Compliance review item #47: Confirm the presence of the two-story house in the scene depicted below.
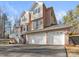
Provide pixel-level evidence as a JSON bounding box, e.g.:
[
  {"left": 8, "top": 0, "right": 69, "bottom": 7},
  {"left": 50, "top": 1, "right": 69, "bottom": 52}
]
[
  {"left": 19, "top": 2, "right": 71, "bottom": 45},
  {"left": 11, "top": 20, "right": 21, "bottom": 43},
  {"left": 20, "top": 11, "right": 30, "bottom": 33},
  {"left": 20, "top": 11, "right": 31, "bottom": 44}
]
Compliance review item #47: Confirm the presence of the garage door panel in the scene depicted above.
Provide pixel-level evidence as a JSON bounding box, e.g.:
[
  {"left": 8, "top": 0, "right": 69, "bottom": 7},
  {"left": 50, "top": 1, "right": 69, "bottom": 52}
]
[
  {"left": 53, "top": 34, "right": 65, "bottom": 45},
  {"left": 28, "top": 33, "right": 46, "bottom": 44},
  {"left": 47, "top": 31, "right": 65, "bottom": 45}
]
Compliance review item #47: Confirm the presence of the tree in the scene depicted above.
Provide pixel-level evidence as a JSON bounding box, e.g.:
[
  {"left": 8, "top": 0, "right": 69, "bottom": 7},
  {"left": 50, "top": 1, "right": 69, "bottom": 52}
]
[
  {"left": 74, "top": 5, "right": 79, "bottom": 17},
  {"left": 63, "top": 5, "right": 79, "bottom": 34},
  {"left": 63, "top": 10, "right": 75, "bottom": 25}
]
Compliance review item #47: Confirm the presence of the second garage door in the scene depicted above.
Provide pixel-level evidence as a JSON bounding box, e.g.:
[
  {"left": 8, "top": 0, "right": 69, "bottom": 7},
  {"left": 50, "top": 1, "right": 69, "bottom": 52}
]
[{"left": 47, "top": 31, "right": 65, "bottom": 45}]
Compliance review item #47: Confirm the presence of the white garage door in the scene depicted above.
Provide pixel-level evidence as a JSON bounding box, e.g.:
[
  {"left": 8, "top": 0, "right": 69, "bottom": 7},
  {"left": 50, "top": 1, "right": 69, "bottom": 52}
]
[
  {"left": 47, "top": 31, "right": 65, "bottom": 45},
  {"left": 28, "top": 33, "right": 46, "bottom": 44}
]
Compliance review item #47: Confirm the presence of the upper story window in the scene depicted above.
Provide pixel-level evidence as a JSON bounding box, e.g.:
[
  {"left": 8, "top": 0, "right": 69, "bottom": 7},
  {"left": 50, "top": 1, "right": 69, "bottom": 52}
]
[
  {"left": 36, "top": 20, "right": 39, "bottom": 29},
  {"left": 38, "top": 8, "right": 40, "bottom": 13},
  {"left": 32, "top": 21, "right": 36, "bottom": 29},
  {"left": 32, "top": 19, "right": 42, "bottom": 30},
  {"left": 33, "top": 7, "right": 40, "bottom": 14},
  {"left": 27, "top": 25, "right": 28, "bottom": 31},
  {"left": 22, "top": 26, "right": 25, "bottom": 32},
  {"left": 22, "top": 25, "right": 29, "bottom": 32},
  {"left": 22, "top": 16, "right": 27, "bottom": 21}
]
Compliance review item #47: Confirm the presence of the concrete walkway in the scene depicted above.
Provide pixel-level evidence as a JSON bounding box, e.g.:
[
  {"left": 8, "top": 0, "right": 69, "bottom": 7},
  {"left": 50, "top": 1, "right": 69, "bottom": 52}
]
[{"left": 0, "top": 45, "right": 67, "bottom": 57}]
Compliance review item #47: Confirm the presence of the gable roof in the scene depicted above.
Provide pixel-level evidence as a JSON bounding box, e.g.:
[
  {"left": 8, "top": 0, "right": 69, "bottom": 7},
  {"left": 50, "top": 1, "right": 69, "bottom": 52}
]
[{"left": 30, "top": 2, "right": 45, "bottom": 11}]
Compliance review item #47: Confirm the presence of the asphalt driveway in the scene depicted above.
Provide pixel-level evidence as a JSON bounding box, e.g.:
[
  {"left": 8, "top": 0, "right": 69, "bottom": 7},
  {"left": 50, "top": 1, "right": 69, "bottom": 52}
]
[{"left": 0, "top": 45, "right": 67, "bottom": 57}]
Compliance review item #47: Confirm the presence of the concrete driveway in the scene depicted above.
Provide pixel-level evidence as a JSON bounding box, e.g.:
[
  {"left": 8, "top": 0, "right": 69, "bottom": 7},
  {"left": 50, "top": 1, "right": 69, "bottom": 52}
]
[{"left": 0, "top": 45, "right": 67, "bottom": 57}]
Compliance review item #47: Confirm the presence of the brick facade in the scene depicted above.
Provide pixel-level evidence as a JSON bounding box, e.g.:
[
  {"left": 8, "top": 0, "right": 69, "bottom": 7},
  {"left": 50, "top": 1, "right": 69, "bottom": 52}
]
[
  {"left": 20, "top": 2, "right": 57, "bottom": 34},
  {"left": 19, "top": 2, "right": 58, "bottom": 44}
]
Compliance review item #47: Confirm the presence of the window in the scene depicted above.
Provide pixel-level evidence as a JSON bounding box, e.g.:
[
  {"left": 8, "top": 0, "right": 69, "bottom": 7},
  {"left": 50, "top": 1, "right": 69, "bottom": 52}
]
[
  {"left": 36, "top": 20, "right": 39, "bottom": 29},
  {"left": 38, "top": 20, "right": 42, "bottom": 29},
  {"left": 22, "top": 16, "right": 27, "bottom": 21},
  {"left": 23, "top": 27, "right": 25, "bottom": 31},
  {"left": 32, "top": 19, "right": 42, "bottom": 30},
  {"left": 24, "top": 25, "right": 29, "bottom": 32},
  {"left": 27, "top": 25, "right": 28, "bottom": 31},
  {"left": 33, "top": 7, "right": 40, "bottom": 14},
  {"left": 32, "top": 21, "right": 36, "bottom": 29},
  {"left": 38, "top": 8, "right": 40, "bottom": 13},
  {"left": 22, "top": 26, "right": 25, "bottom": 32}
]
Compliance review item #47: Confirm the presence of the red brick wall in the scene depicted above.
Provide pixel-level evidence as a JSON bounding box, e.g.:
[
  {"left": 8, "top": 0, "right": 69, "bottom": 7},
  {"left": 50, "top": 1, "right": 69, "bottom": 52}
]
[
  {"left": 29, "top": 13, "right": 32, "bottom": 31},
  {"left": 44, "top": 7, "right": 57, "bottom": 27},
  {"left": 43, "top": 4, "right": 50, "bottom": 28},
  {"left": 43, "top": 4, "right": 46, "bottom": 28},
  {"left": 46, "top": 8, "right": 51, "bottom": 26}
]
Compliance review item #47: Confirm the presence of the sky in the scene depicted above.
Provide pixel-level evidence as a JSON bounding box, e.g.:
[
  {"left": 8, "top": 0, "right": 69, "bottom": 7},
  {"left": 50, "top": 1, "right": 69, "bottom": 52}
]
[{"left": 0, "top": 1, "right": 79, "bottom": 26}]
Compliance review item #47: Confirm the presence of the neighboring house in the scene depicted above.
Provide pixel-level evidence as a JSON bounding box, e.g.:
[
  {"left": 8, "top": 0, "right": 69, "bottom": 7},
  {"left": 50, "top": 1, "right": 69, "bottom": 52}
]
[
  {"left": 18, "top": 2, "right": 71, "bottom": 45},
  {"left": 20, "top": 11, "right": 30, "bottom": 34},
  {"left": 12, "top": 20, "right": 21, "bottom": 43},
  {"left": 20, "top": 11, "right": 31, "bottom": 44}
]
